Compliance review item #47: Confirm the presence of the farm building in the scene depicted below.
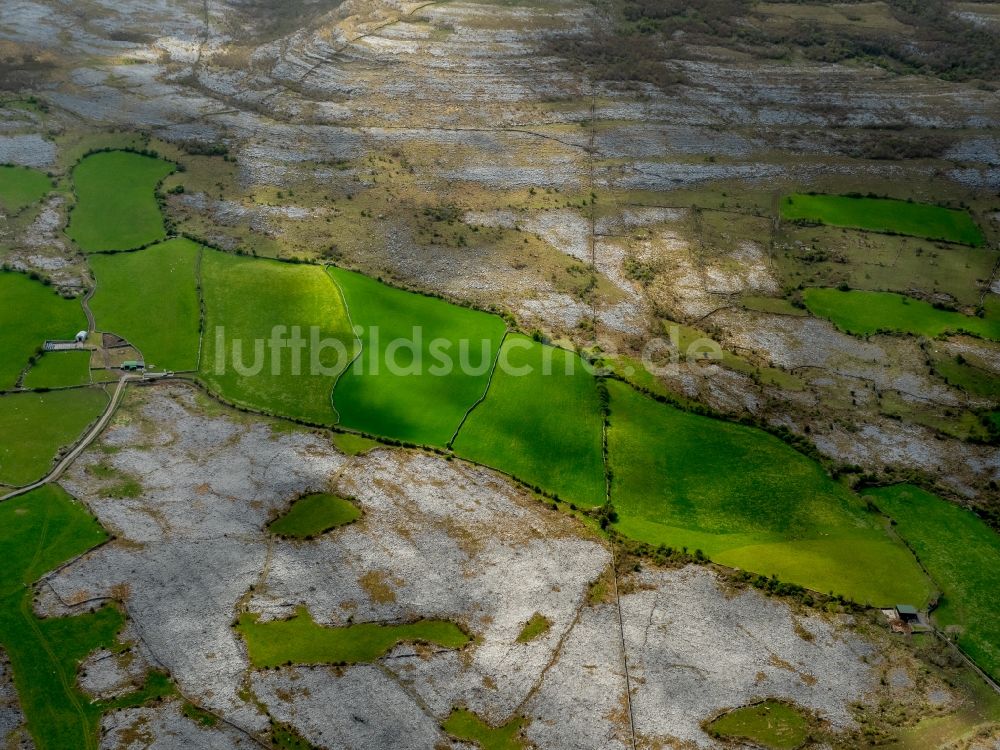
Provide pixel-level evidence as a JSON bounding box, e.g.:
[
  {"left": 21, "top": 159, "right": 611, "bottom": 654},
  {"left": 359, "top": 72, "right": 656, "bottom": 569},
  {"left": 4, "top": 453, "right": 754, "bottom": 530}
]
[
  {"left": 895, "top": 605, "right": 920, "bottom": 624},
  {"left": 75, "top": 330, "right": 87, "bottom": 343},
  {"left": 121, "top": 360, "right": 145, "bottom": 371}
]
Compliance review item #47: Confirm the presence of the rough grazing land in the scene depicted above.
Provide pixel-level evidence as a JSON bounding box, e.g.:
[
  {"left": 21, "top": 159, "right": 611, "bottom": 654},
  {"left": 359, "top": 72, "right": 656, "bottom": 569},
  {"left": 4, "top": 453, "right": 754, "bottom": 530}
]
[{"left": 39, "top": 384, "right": 903, "bottom": 748}]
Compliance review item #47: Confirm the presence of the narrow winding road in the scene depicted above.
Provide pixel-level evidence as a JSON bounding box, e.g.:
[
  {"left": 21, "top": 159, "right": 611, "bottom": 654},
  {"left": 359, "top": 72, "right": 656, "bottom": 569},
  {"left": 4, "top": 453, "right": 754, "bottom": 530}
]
[{"left": 0, "top": 374, "right": 134, "bottom": 503}]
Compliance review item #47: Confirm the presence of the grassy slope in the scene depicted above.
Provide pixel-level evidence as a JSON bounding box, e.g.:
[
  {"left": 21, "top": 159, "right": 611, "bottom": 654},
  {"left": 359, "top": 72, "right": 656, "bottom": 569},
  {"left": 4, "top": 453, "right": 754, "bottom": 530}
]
[
  {"left": 22, "top": 351, "right": 92, "bottom": 389},
  {"left": 200, "top": 251, "right": 356, "bottom": 425},
  {"left": 237, "top": 607, "right": 470, "bottom": 668},
  {"left": 0, "top": 389, "right": 108, "bottom": 487},
  {"left": 66, "top": 151, "right": 174, "bottom": 252},
  {"left": 268, "top": 493, "right": 360, "bottom": 538},
  {"left": 867, "top": 484, "right": 1000, "bottom": 682},
  {"left": 0, "top": 272, "right": 87, "bottom": 389},
  {"left": 707, "top": 701, "right": 808, "bottom": 750},
  {"left": 89, "top": 238, "right": 201, "bottom": 371},
  {"left": 803, "top": 288, "right": 1000, "bottom": 340},
  {"left": 0, "top": 485, "right": 122, "bottom": 750},
  {"left": 781, "top": 194, "right": 984, "bottom": 246},
  {"left": 0, "top": 165, "right": 52, "bottom": 213},
  {"left": 452, "top": 335, "right": 606, "bottom": 506},
  {"left": 606, "top": 381, "right": 931, "bottom": 605},
  {"left": 329, "top": 268, "right": 507, "bottom": 446}
]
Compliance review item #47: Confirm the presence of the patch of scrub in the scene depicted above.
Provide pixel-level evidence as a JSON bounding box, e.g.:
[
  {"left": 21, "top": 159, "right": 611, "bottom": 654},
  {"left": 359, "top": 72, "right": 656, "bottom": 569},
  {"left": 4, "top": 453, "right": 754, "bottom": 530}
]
[
  {"left": 452, "top": 334, "right": 605, "bottom": 506},
  {"left": 0, "top": 164, "right": 52, "bottom": 213},
  {"left": 781, "top": 194, "right": 984, "bottom": 246},
  {"left": 0, "top": 271, "right": 88, "bottom": 389},
  {"left": 803, "top": 288, "right": 1000, "bottom": 341},
  {"left": 267, "top": 493, "right": 360, "bottom": 539},
  {"left": 0, "top": 388, "right": 108, "bottom": 487},
  {"left": 867, "top": 484, "right": 1000, "bottom": 682},
  {"left": 89, "top": 238, "right": 202, "bottom": 371},
  {"left": 200, "top": 250, "right": 356, "bottom": 425},
  {"left": 706, "top": 700, "right": 809, "bottom": 749},
  {"left": 516, "top": 613, "right": 551, "bottom": 643},
  {"left": 443, "top": 707, "right": 527, "bottom": 750},
  {"left": 606, "top": 380, "right": 931, "bottom": 606},
  {"left": 236, "top": 606, "right": 470, "bottom": 668},
  {"left": 66, "top": 150, "right": 175, "bottom": 252},
  {"left": 329, "top": 267, "right": 507, "bottom": 447},
  {"left": 22, "top": 350, "right": 92, "bottom": 389}
]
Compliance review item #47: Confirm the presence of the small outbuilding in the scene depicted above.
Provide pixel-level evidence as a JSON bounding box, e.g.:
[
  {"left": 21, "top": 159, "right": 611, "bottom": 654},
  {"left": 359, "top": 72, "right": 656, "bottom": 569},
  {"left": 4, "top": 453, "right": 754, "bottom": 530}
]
[
  {"left": 895, "top": 605, "right": 920, "bottom": 624},
  {"left": 75, "top": 330, "right": 88, "bottom": 343},
  {"left": 121, "top": 360, "right": 145, "bottom": 371}
]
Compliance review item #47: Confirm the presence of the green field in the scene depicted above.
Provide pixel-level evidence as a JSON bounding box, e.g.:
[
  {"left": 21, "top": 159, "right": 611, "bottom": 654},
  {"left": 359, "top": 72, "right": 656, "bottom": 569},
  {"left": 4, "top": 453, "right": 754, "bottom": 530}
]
[
  {"left": 867, "top": 485, "right": 1000, "bottom": 682},
  {"left": 268, "top": 493, "right": 360, "bottom": 538},
  {"left": 443, "top": 709, "right": 527, "bottom": 750},
  {"left": 707, "top": 701, "right": 809, "bottom": 750},
  {"left": 0, "top": 272, "right": 87, "bottom": 389},
  {"left": 781, "top": 194, "right": 984, "bottom": 246},
  {"left": 200, "top": 251, "right": 356, "bottom": 424},
  {"left": 803, "top": 288, "right": 1000, "bottom": 340},
  {"left": 0, "top": 388, "right": 108, "bottom": 487},
  {"left": 0, "top": 485, "right": 122, "bottom": 750},
  {"left": 452, "top": 335, "right": 606, "bottom": 505},
  {"left": 329, "top": 268, "right": 507, "bottom": 446},
  {"left": 606, "top": 381, "right": 931, "bottom": 605},
  {"left": 0, "top": 165, "right": 52, "bottom": 213},
  {"left": 66, "top": 151, "right": 174, "bottom": 252},
  {"left": 236, "top": 607, "right": 470, "bottom": 668},
  {"left": 22, "top": 351, "right": 92, "bottom": 389},
  {"left": 89, "top": 238, "right": 202, "bottom": 371}
]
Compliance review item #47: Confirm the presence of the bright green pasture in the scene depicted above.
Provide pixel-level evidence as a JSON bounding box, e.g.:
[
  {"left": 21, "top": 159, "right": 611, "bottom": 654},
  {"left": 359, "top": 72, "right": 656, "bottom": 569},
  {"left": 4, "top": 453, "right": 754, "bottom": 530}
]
[
  {"left": 329, "top": 268, "right": 507, "bottom": 446},
  {"left": 707, "top": 701, "right": 809, "bottom": 750},
  {"left": 0, "top": 485, "right": 122, "bottom": 750},
  {"left": 606, "top": 381, "right": 931, "bottom": 605},
  {"left": 803, "top": 288, "right": 1000, "bottom": 340},
  {"left": 236, "top": 607, "right": 470, "bottom": 668},
  {"left": 89, "top": 238, "right": 201, "bottom": 371},
  {"left": 23, "top": 351, "right": 92, "bottom": 389},
  {"left": 443, "top": 709, "right": 527, "bottom": 750},
  {"left": 66, "top": 150, "right": 174, "bottom": 252},
  {"left": 268, "top": 493, "right": 360, "bottom": 538},
  {"left": 867, "top": 484, "right": 1000, "bottom": 682},
  {"left": 452, "top": 335, "right": 606, "bottom": 505},
  {"left": 0, "top": 165, "right": 52, "bottom": 213},
  {"left": 200, "top": 251, "right": 356, "bottom": 425},
  {"left": 781, "top": 194, "right": 984, "bottom": 246},
  {"left": 0, "top": 271, "right": 87, "bottom": 389},
  {"left": 0, "top": 388, "right": 108, "bottom": 487}
]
